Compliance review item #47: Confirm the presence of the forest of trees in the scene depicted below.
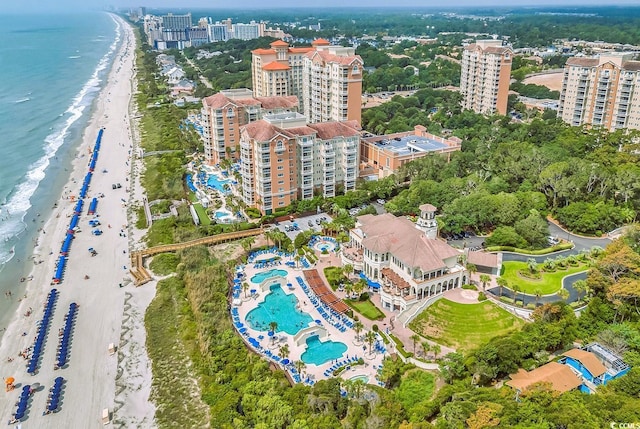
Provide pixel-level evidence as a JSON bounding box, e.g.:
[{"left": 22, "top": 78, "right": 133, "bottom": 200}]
[{"left": 358, "top": 89, "right": 640, "bottom": 239}]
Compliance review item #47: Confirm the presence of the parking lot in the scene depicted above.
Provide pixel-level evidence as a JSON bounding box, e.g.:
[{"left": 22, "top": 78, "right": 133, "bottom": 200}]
[{"left": 272, "top": 212, "right": 332, "bottom": 241}]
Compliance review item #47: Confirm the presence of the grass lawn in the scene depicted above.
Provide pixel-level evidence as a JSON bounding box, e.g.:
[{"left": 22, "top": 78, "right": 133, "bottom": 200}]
[
  {"left": 192, "top": 203, "right": 211, "bottom": 226},
  {"left": 500, "top": 261, "right": 589, "bottom": 295},
  {"left": 409, "top": 299, "right": 524, "bottom": 352},
  {"left": 346, "top": 299, "right": 386, "bottom": 320}
]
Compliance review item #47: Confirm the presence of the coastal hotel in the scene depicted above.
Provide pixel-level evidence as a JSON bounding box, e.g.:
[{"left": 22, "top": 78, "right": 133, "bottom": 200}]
[
  {"left": 200, "top": 38, "right": 462, "bottom": 215},
  {"left": 558, "top": 53, "right": 640, "bottom": 131}
]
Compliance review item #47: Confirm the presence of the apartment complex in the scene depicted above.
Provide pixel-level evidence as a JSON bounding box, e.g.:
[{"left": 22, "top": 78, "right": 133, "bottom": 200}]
[
  {"left": 360, "top": 125, "right": 462, "bottom": 178},
  {"left": 239, "top": 112, "right": 360, "bottom": 214},
  {"left": 558, "top": 53, "right": 640, "bottom": 131},
  {"left": 460, "top": 40, "right": 513, "bottom": 115},
  {"left": 346, "top": 206, "right": 467, "bottom": 313},
  {"left": 201, "top": 89, "right": 299, "bottom": 165},
  {"left": 251, "top": 39, "right": 363, "bottom": 124}
]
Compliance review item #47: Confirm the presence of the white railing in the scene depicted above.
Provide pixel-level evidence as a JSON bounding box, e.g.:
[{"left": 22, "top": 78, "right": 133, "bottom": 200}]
[{"left": 400, "top": 294, "right": 444, "bottom": 328}]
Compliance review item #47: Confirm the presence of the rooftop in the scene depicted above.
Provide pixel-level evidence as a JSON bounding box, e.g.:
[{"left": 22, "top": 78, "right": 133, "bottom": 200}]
[
  {"left": 507, "top": 362, "right": 583, "bottom": 393},
  {"left": 366, "top": 134, "right": 451, "bottom": 157},
  {"left": 262, "top": 61, "right": 291, "bottom": 71},
  {"left": 356, "top": 213, "right": 460, "bottom": 272},
  {"left": 562, "top": 349, "right": 607, "bottom": 377}
]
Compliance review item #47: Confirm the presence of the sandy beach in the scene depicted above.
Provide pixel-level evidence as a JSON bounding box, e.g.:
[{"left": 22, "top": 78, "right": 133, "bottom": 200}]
[{"left": 0, "top": 15, "right": 155, "bottom": 428}]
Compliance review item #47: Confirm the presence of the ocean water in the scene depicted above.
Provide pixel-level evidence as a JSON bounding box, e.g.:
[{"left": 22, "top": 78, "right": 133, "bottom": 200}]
[{"left": 0, "top": 13, "right": 120, "bottom": 325}]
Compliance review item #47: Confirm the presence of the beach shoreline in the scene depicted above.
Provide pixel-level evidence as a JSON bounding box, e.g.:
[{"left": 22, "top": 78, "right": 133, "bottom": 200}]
[{"left": 0, "top": 14, "right": 156, "bottom": 428}]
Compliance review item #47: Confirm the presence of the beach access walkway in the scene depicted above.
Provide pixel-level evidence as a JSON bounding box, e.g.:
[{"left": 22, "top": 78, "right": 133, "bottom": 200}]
[{"left": 129, "top": 228, "right": 264, "bottom": 285}]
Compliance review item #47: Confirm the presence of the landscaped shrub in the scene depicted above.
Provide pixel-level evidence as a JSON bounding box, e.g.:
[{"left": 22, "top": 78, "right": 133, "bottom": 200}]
[
  {"left": 245, "top": 207, "right": 261, "bottom": 219},
  {"left": 462, "top": 284, "right": 476, "bottom": 290},
  {"left": 478, "top": 292, "right": 487, "bottom": 302}
]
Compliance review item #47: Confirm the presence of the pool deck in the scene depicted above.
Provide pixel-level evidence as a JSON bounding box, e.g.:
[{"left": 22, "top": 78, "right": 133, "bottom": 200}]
[{"left": 234, "top": 247, "right": 387, "bottom": 386}]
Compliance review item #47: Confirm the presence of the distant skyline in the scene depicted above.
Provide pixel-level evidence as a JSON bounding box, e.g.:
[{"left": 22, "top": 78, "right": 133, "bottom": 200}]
[{"left": 2, "top": 0, "right": 640, "bottom": 13}]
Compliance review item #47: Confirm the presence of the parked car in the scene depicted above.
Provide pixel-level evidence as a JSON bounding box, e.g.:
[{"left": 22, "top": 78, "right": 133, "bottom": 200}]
[
  {"left": 308, "top": 220, "right": 314, "bottom": 227},
  {"left": 377, "top": 199, "right": 385, "bottom": 205}
]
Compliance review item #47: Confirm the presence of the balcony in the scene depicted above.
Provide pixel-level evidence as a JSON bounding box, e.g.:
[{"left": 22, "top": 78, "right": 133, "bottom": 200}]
[{"left": 324, "top": 164, "right": 335, "bottom": 172}]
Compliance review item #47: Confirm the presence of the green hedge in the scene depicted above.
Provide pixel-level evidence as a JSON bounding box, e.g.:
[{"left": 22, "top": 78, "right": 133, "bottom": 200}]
[
  {"left": 389, "top": 333, "right": 413, "bottom": 359},
  {"left": 485, "top": 242, "right": 573, "bottom": 255}
]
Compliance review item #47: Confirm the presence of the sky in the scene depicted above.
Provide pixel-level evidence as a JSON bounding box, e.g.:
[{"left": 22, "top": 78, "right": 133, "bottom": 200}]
[{"left": 1, "top": 0, "right": 639, "bottom": 13}]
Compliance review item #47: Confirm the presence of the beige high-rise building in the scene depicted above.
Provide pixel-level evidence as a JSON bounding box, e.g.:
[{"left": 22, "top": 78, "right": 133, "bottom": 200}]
[
  {"left": 239, "top": 112, "right": 360, "bottom": 214},
  {"left": 460, "top": 40, "right": 513, "bottom": 115},
  {"left": 558, "top": 53, "right": 640, "bottom": 131},
  {"left": 251, "top": 39, "right": 363, "bottom": 124},
  {"left": 201, "top": 89, "right": 298, "bottom": 165}
]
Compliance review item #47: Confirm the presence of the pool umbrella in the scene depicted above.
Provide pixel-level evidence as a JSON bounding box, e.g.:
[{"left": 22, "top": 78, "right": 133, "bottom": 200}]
[
  {"left": 268, "top": 331, "right": 274, "bottom": 337},
  {"left": 281, "top": 359, "right": 290, "bottom": 365},
  {"left": 5, "top": 377, "right": 14, "bottom": 385}
]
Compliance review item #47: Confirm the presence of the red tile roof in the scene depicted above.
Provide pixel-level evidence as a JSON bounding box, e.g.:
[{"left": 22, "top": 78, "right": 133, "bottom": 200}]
[
  {"left": 270, "top": 40, "right": 289, "bottom": 47},
  {"left": 308, "top": 120, "right": 361, "bottom": 140},
  {"left": 357, "top": 213, "right": 460, "bottom": 272},
  {"left": 204, "top": 92, "right": 297, "bottom": 110},
  {"left": 262, "top": 61, "right": 291, "bottom": 71},
  {"left": 507, "top": 362, "right": 582, "bottom": 393},
  {"left": 242, "top": 120, "right": 292, "bottom": 142},
  {"left": 251, "top": 48, "right": 276, "bottom": 55},
  {"left": 562, "top": 349, "right": 607, "bottom": 377},
  {"left": 467, "top": 251, "right": 498, "bottom": 268},
  {"left": 289, "top": 47, "right": 314, "bottom": 54},
  {"left": 565, "top": 57, "right": 599, "bottom": 67},
  {"left": 312, "top": 38, "right": 331, "bottom": 46},
  {"left": 306, "top": 49, "right": 363, "bottom": 66},
  {"left": 255, "top": 95, "right": 298, "bottom": 109}
]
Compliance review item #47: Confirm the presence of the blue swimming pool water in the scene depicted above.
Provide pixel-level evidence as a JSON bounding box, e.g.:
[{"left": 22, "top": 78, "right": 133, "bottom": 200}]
[
  {"left": 251, "top": 269, "right": 288, "bottom": 284},
  {"left": 214, "top": 210, "right": 230, "bottom": 218},
  {"left": 245, "top": 284, "right": 313, "bottom": 335},
  {"left": 301, "top": 334, "right": 347, "bottom": 365},
  {"left": 207, "top": 174, "right": 230, "bottom": 192}
]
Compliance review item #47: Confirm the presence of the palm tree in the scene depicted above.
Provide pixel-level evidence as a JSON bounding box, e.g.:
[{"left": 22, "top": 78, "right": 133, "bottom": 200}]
[
  {"left": 527, "top": 258, "right": 538, "bottom": 274},
  {"left": 353, "top": 321, "right": 364, "bottom": 345},
  {"left": 479, "top": 274, "right": 491, "bottom": 291},
  {"left": 421, "top": 341, "right": 431, "bottom": 359},
  {"left": 431, "top": 344, "right": 441, "bottom": 360},
  {"left": 269, "top": 321, "right": 278, "bottom": 343},
  {"left": 534, "top": 288, "right": 542, "bottom": 307},
  {"left": 343, "top": 264, "right": 354, "bottom": 280},
  {"left": 242, "top": 281, "right": 250, "bottom": 299},
  {"left": 511, "top": 283, "right": 521, "bottom": 306},
  {"left": 496, "top": 277, "right": 508, "bottom": 298},
  {"left": 557, "top": 288, "right": 569, "bottom": 303},
  {"left": 264, "top": 229, "right": 275, "bottom": 247},
  {"left": 364, "top": 331, "right": 377, "bottom": 356},
  {"left": 279, "top": 344, "right": 290, "bottom": 361},
  {"left": 410, "top": 334, "right": 420, "bottom": 355},
  {"left": 294, "top": 360, "right": 306, "bottom": 378},
  {"left": 344, "top": 283, "right": 354, "bottom": 300},
  {"left": 466, "top": 263, "right": 477, "bottom": 282},
  {"left": 573, "top": 279, "right": 589, "bottom": 302},
  {"left": 294, "top": 254, "right": 301, "bottom": 269}
]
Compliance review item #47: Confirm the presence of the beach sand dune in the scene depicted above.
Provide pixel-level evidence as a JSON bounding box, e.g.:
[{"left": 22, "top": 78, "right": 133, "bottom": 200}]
[{"left": 0, "top": 15, "right": 155, "bottom": 428}]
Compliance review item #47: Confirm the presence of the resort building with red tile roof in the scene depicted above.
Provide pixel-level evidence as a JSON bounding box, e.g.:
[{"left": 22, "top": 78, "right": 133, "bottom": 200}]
[
  {"left": 201, "top": 89, "right": 299, "bottom": 164},
  {"left": 252, "top": 40, "right": 363, "bottom": 124},
  {"left": 239, "top": 112, "right": 360, "bottom": 214},
  {"left": 347, "top": 205, "right": 468, "bottom": 312}
]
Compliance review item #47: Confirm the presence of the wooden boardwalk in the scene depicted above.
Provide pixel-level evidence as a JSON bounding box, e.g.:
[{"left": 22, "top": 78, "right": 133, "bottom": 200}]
[{"left": 129, "top": 228, "right": 263, "bottom": 286}]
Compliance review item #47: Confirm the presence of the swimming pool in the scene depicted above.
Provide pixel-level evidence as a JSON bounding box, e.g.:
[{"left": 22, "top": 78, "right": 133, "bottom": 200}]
[
  {"left": 349, "top": 375, "right": 369, "bottom": 384},
  {"left": 301, "top": 334, "right": 347, "bottom": 365},
  {"left": 251, "top": 269, "right": 288, "bottom": 284},
  {"left": 314, "top": 239, "right": 337, "bottom": 253},
  {"left": 207, "top": 174, "right": 230, "bottom": 193},
  {"left": 245, "top": 284, "right": 313, "bottom": 335},
  {"left": 214, "top": 209, "right": 232, "bottom": 219}
]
